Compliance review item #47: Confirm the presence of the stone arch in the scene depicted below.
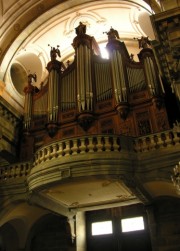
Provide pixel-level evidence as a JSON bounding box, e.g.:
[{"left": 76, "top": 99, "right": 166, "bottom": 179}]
[
  {"left": 25, "top": 213, "right": 75, "bottom": 251},
  {"left": 0, "top": 222, "right": 19, "bottom": 251}
]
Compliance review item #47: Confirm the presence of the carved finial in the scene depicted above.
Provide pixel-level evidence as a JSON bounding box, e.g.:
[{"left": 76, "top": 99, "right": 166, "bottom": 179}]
[
  {"left": 75, "top": 22, "right": 86, "bottom": 35},
  {"left": 48, "top": 44, "right": 61, "bottom": 60},
  {"left": 130, "top": 53, "right": 134, "bottom": 62},
  {"left": 24, "top": 72, "right": 37, "bottom": 94},
  {"left": 28, "top": 73, "right": 37, "bottom": 84},
  {"left": 134, "top": 36, "right": 151, "bottom": 49},
  {"left": 66, "top": 60, "right": 70, "bottom": 67},
  {"left": 103, "top": 27, "right": 120, "bottom": 42}
]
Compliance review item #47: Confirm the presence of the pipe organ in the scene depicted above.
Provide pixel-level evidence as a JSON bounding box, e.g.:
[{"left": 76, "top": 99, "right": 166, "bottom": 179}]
[
  {"left": 46, "top": 47, "right": 62, "bottom": 123},
  {"left": 23, "top": 74, "right": 37, "bottom": 130},
  {"left": 127, "top": 67, "right": 146, "bottom": 93},
  {"left": 45, "top": 46, "right": 62, "bottom": 136},
  {"left": 76, "top": 45, "right": 93, "bottom": 112},
  {"left": 22, "top": 23, "right": 170, "bottom": 153},
  {"left": 138, "top": 48, "right": 164, "bottom": 108},
  {"left": 109, "top": 50, "right": 127, "bottom": 103},
  {"left": 34, "top": 90, "right": 48, "bottom": 115},
  {"left": 94, "top": 59, "right": 112, "bottom": 102},
  {"left": 61, "top": 69, "right": 76, "bottom": 112}
]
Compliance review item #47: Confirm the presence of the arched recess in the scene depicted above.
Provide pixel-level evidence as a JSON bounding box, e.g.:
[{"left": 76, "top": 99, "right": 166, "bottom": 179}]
[
  {"left": 0, "top": 201, "right": 50, "bottom": 250},
  {"left": 0, "top": 222, "right": 19, "bottom": 251},
  {"left": 25, "top": 214, "right": 75, "bottom": 251}
]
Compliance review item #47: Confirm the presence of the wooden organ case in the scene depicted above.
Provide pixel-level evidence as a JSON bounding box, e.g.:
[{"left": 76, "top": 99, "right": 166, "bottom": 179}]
[{"left": 21, "top": 24, "right": 169, "bottom": 161}]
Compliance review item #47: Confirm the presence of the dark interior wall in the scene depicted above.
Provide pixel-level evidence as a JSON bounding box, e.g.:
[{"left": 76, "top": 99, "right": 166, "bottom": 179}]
[
  {"left": 0, "top": 223, "right": 19, "bottom": 251},
  {"left": 153, "top": 198, "right": 180, "bottom": 251},
  {"left": 163, "top": 78, "right": 180, "bottom": 126},
  {"left": 27, "top": 214, "right": 75, "bottom": 251},
  {"left": 86, "top": 203, "right": 152, "bottom": 251},
  {"left": 3, "top": 200, "right": 180, "bottom": 251}
]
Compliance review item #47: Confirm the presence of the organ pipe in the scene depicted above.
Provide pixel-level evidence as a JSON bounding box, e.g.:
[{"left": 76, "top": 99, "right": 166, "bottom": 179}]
[
  {"left": 23, "top": 73, "right": 36, "bottom": 130},
  {"left": 144, "top": 58, "right": 153, "bottom": 94},
  {"left": 139, "top": 48, "right": 164, "bottom": 97},
  {"left": 72, "top": 21, "right": 98, "bottom": 131},
  {"left": 61, "top": 70, "right": 76, "bottom": 111},
  {"left": 107, "top": 36, "right": 127, "bottom": 104},
  {"left": 137, "top": 44, "right": 165, "bottom": 109},
  {"left": 95, "top": 61, "right": 112, "bottom": 101},
  {"left": 110, "top": 47, "right": 127, "bottom": 103},
  {"left": 147, "top": 56, "right": 162, "bottom": 95},
  {"left": 34, "top": 92, "right": 48, "bottom": 115},
  {"left": 47, "top": 70, "right": 59, "bottom": 121},
  {"left": 127, "top": 67, "right": 145, "bottom": 93},
  {"left": 74, "top": 31, "right": 93, "bottom": 112},
  {"left": 46, "top": 46, "right": 62, "bottom": 123},
  {"left": 105, "top": 27, "right": 129, "bottom": 119}
]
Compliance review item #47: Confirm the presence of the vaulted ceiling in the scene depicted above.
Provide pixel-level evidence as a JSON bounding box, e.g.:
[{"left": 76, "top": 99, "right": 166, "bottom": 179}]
[
  {"left": 2, "top": 0, "right": 178, "bottom": 237},
  {"left": 0, "top": 0, "right": 156, "bottom": 108}
]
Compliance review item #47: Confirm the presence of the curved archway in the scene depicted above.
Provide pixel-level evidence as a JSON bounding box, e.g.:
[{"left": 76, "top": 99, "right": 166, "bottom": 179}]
[
  {"left": 10, "top": 62, "right": 27, "bottom": 96},
  {"left": 26, "top": 214, "right": 75, "bottom": 251},
  {"left": 0, "top": 222, "right": 19, "bottom": 251},
  {"left": 1, "top": 0, "right": 152, "bottom": 106}
]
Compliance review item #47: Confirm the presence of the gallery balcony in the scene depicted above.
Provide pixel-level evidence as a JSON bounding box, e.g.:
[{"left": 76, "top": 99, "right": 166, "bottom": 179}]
[{"left": 0, "top": 128, "right": 180, "bottom": 216}]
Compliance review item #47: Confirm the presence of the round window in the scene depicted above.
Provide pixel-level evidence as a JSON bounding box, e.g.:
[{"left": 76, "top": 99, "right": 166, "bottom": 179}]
[{"left": 10, "top": 63, "right": 27, "bottom": 95}]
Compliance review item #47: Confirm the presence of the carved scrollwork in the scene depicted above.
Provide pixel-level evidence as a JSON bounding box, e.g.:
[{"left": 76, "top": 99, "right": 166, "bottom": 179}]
[{"left": 77, "top": 112, "right": 95, "bottom": 131}]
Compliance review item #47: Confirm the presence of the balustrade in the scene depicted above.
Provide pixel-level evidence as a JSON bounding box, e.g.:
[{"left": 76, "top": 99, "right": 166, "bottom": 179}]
[
  {"left": 0, "top": 162, "right": 31, "bottom": 181},
  {"left": 1, "top": 130, "right": 179, "bottom": 182},
  {"left": 33, "top": 135, "right": 121, "bottom": 166},
  {"left": 133, "top": 130, "right": 180, "bottom": 152}
]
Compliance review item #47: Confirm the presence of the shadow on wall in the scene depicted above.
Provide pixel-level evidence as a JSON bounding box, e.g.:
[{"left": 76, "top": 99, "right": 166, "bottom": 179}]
[
  {"left": 0, "top": 223, "right": 19, "bottom": 251},
  {"left": 26, "top": 214, "right": 75, "bottom": 251}
]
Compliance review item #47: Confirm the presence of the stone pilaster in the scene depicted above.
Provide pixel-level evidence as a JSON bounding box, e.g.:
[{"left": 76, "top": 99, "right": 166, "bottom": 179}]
[
  {"left": 76, "top": 212, "right": 86, "bottom": 251},
  {"left": 146, "top": 205, "right": 158, "bottom": 251}
]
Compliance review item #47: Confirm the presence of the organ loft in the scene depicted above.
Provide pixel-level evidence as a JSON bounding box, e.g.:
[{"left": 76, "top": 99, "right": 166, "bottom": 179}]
[{"left": 21, "top": 22, "right": 169, "bottom": 161}]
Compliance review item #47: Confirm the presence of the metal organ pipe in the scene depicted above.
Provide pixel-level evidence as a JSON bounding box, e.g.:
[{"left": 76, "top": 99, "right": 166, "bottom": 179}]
[
  {"left": 149, "top": 57, "right": 159, "bottom": 93},
  {"left": 117, "top": 52, "right": 127, "bottom": 101},
  {"left": 95, "top": 63, "right": 100, "bottom": 101},
  {"left": 24, "top": 74, "right": 36, "bottom": 130},
  {"left": 72, "top": 22, "right": 99, "bottom": 116},
  {"left": 106, "top": 29, "right": 129, "bottom": 119},
  {"left": 77, "top": 45, "right": 84, "bottom": 111},
  {"left": 127, "top": 68, "right": 145, "bottom": 93},
  {"left": 76, "top": 44, "right": 93, "bottom": 112},
  {"left": 95, "top": 61, "right": 112, "bottom": 101},
  {"left": 61, "top": 70, "right": 76, "bottom": 111},
  {"left": 46, "top": 46, "right": 62, "bottom": 125},
  {"left": 110, "top": 50, "right": 127, "bottom": 103},
  {"left": 86, "top": 46, "right": 93, "bottom": 110},
  {"left": 101, "top": 64, "right": 106, "bottom": 100},
  {"left": 34, "top": 92, "right": 48, "bottom": 115},
  {"left": 143, "top": 55, "right": 163, "bottom": 96},
  {"left": 110, "top": 51, "right": 120, "bottom": 102},
  {"left": 85, "top": 46, "right": 89, "bottom": 109},
  {"left": 24, "top": 93, "right": 32, "bottom": 130},
  {"left": 144, "top": 57, "right": 154, "bottom": 95},
  {"left": 48, "top": 69, "right": 59, "bottom": 122},
  {"left": 146, "top": 57, "right": 155, "bottom": 94}
]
